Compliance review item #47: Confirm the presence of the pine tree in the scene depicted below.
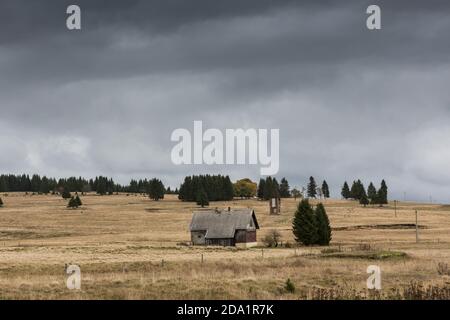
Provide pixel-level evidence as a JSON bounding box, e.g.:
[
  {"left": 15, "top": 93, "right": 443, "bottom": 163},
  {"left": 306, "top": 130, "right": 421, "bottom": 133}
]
[
  {"left": 367, "top": 182, "right": 377, "bottom": 205},
  {"left": 196, "top": 189, "right": 209, "bottom": 208},
  {"left": 223, "top": 176, "right": 234, "bottom": 200},
  {"left": 359, "top": 189, "right": 369, "bottom": 207},
  {"left": 0, "top": 197, "right": 3, "bottom": 207},
  {"left": 307, "top": 177, "right": 317, "bottom": 198},
  {"left": 257, "top": 178, "right": 265, "bottom": 199},
  {"left": 62, "top": 189, "right": 72, "bottom": 199},
  {"left": 279, "top": 178, "right": 290, "bottom": 198},
  {"left": 292, "top": 199, "right": 318, "bottom": 246},
  {"left": 315, "top": 203, "right": 332, "bottom": 245},
  {"left": 377, "top": 180, "right": 388, "bottom": 206},
  {"left": 341, "top": 182, "right": 350, "bottom": 199},
  {"left": 0, "top": 177, "right": 7, "bottom": 193},
  {"left": 67, "top": 196, "right": 78, "bottom": 209},
  {"left": 322, "top": 180, "right": 330, "bottom": 198},
  {"left": 272, "top": 178, "right": 280, "bottom": 199},
  {"left": 178, "top": 175, "right": 233, "bottom": 202},
  {"left": 96, "top": 177, "right": 107, "bottom": 195},
  {"left": 263, "top": 177, "right": 273, "bottom": 200},
  {"left": 75, "top": 195, "right": 82, "bottom": 207},
  {"left": 350, "top": 180, "right": 365, "bottom": 201},
  {"left": 149, "top": 178, "right": 165, "bottom": 201}
]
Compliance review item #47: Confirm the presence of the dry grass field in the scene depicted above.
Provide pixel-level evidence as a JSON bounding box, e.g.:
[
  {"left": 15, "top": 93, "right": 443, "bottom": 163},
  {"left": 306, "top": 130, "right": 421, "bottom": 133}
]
[{"left": 1, "top": 193, "right": 450, "bottom": 299}]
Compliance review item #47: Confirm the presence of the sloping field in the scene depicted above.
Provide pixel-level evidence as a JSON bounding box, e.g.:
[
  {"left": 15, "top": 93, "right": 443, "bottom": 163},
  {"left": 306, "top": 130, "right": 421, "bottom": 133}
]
[{"left": 0, "top": 193, "right": 449, "bottom": 299}]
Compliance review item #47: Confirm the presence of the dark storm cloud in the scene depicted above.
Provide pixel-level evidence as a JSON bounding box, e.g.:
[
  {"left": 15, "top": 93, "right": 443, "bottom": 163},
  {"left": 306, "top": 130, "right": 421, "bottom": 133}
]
[{"left": 1, "top": 0, "right": 450, "bottom": 202}]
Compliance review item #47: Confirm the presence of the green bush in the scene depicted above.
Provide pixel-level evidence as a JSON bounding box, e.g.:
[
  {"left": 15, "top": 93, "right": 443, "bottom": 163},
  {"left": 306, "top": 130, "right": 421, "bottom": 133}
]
[{"left": 284, "top": 278, "right": 296, "bottom": 293}]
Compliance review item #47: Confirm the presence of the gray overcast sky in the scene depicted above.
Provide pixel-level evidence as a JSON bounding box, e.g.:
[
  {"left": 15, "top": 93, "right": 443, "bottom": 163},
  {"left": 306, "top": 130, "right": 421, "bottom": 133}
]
[{"left": 1, "top": 0, "right": 450, "bottom": 202}]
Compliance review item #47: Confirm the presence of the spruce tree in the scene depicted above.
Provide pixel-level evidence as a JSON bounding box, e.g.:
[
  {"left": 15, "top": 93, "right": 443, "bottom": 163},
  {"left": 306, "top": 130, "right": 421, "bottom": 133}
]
[
  {"left": 341, "top": 181, "right": 350, "bottom": 199},
  {"left": 257, "top": 178, "right": 265, "bottom": 199},
  {"left": 62, "top": 189, "right": 72, "bottom": 199},
  {"left": 223, "top": 176, "right": 235, "bottom": 200},
  {"left": 279, "top": 178, "right": 290, "bottom": 198},
  {"left": 350, "top": 180, "right": 359, "bottom": 200},
  {"left": 307, "top": 177, "right": 317, "bottom": 198},
  {"left": 196, "top": 189, "right": 209, "bottom": 208},
  {"left": 149, "top": 178, "right": 165, "bottom": 201},
  {"left": 359, "top": 189, "right": 369, "bottom": 207},
  {"left": 350, "top": 180, "right": 365, "bottom": 201},
  {"left": 315, "top": 203, "right": 332, "bottom": 245},
  {"left": 292, "top": 199, "right": 318, "bottom": 245},
  {"left": 322, "top": 180, "right": 330, "bottom": 198},
  {"left": 67, "top": 197, "right": 78, "bottom": 209},
  {"left": 263, "top": 177, "right": 273, "bottom": 200},
  {"left": 272, "top": 178, "right": 280, "bottom": 199},
  {"left": 367, "top": 182, "right": 377, "bottom": 205},
  {"left": 178, "top": 175, "right": 234, "bottom": 202},
  {"left": 75, "top": 195, "right": 82, "bottom": 207},
  {"left": 377, "top": 180, "right": 388, "bottom": 206}
]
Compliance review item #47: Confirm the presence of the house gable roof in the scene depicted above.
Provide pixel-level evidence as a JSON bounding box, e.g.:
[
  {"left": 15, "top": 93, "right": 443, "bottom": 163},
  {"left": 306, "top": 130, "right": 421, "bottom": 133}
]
[{"left": 189, "top": 208, "right": 259, "bottom": 239}]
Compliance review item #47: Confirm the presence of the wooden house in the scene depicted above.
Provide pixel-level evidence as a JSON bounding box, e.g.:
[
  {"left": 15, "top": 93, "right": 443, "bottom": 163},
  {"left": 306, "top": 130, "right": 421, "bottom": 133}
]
[{"left": 189, "top": 208, "right": 259, "bottom": 247}]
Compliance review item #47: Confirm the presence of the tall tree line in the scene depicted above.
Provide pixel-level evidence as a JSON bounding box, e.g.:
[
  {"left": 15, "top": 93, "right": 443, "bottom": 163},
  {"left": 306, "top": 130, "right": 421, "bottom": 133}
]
[
  {"left": 341, "top": 179, "right": 388, "bottom": 206},
  {"left": 258, "top": 176, "right": 330, "bottom": 200},
  {"left": 257, "top": 177, "right": 294, "bottom": 200},
  {"left": 257, "top": 177, "right": 281, "bottom": 200},
  {"left": 178, "top": 175, "right": 234, "bottom": 202},
  {"left": 0, "top": 174, "right": 166, "bottom": 197}
]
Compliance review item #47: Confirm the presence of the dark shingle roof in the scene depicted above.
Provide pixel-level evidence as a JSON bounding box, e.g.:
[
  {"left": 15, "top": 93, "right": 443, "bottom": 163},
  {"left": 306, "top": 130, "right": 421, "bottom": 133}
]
[{"left": 189, "top": 208, "right": 259, "bottom": 239}]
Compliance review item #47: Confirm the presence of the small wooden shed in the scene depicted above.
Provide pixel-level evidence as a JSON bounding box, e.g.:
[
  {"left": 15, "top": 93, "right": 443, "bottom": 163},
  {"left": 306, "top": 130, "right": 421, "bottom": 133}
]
[{"left": 189, "top": 208, "right": 259, "bottom": 247}]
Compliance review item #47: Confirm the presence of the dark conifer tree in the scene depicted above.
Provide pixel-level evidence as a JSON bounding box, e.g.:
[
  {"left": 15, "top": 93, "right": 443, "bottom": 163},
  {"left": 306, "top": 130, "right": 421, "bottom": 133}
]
[
  {"left": 75, "top": 195, "right": 82, "bottom": 207},
  {"left": 0, "top": 177, "right": 7, "bottom": 192},
  {"left": 62, "top": 189, "right": 72, "bottom": 199},
  {"left": 223, "top": 176, "right": 234, "bottom": 201},
  {"left": 196, "top": 189, "right": 209, "bottom": 208},
  {"left": 178, "top": 175, "right": 234, "bottom": 202},
  {"left": 315, "top": 203, "right": 332, "bottom": 245},
  {"left": 279, "top": 178, "right": 290, "bottom": 198},
  {"left": 350, "top": 180, "right": 365, "bottom": 201},
  {"left": 307, "top": 176, "right": 317, "bottom": 198},
  {"left": 0, "top": 197, "right": 3, "bottom": 207},
  {"left": 377, "top": 180, "right": 388, "bottom": 206},
  {"left": 257, "top": 178, "right": 265, "bottom": 199},
  {"left": 359, "top": 189, "right": 369, "bottom": 207},
  {"left": 148, "top": 178, "right": 165, "bottom": 201},
  {"left": 67, "top": 197, "right": 78, "bottom": 209},
  {"left": 322, "top": 180, "right": 330, "bottom": 198},
  {"left": 263, "top": 177, "right": 273, "bottom": 200},
  {"left": 292, "top": 199, "right": 318, "bottom": 245},
  {"left": 95, "top": 177, "right": 107, "bottom": 195},
  {"left": 341, "top": 181, "right": 351, "bottom": 199},
  {"left": 367, "top": 182, "right": 377, "bottom": 205}
]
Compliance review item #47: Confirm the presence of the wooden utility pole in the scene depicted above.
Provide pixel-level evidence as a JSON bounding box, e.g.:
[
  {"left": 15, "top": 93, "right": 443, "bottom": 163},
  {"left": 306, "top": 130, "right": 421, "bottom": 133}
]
[
  {"left": 415, "top": 210, "right": 419, "bottom": 243},
  {"left": 394, "top": 200, "right": 397, "bottom": 218}
]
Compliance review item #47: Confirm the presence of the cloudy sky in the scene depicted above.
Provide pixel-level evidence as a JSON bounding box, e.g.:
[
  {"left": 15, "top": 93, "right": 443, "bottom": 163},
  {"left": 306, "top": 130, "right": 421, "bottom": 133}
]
[{"left": 1, "top": 0, "right": 450, "bottom": 202}]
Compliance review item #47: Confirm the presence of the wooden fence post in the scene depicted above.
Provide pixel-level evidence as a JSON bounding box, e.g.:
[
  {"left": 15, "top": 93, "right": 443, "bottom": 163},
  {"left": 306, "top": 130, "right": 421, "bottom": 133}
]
[{"left": 415, "top": 210, "right": 419, "bottom": 243}]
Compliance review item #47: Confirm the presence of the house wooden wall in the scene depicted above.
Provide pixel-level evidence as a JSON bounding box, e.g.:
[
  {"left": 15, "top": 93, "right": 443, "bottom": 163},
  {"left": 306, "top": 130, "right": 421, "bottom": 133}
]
[
  {"left": 191, "top": 230, "right": 206, "bottom": 245},
  {"left": 234, "top": 230, "right": 256, "bottom": 243},
  {"left": 206, "top": 238, "right": 234, "bottom": 246}
]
